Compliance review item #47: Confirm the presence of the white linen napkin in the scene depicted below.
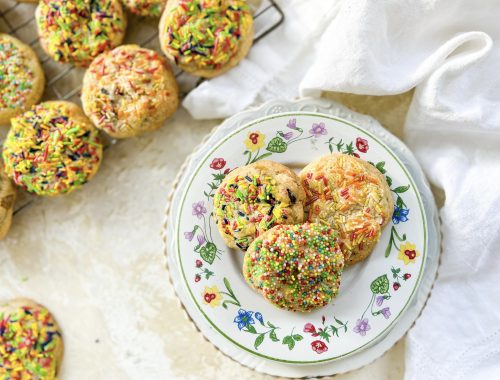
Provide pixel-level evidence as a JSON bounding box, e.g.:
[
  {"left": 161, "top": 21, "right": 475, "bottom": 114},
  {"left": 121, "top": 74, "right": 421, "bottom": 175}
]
[{"left": 185, "top": 0, "right": 500, "bottom": 378}]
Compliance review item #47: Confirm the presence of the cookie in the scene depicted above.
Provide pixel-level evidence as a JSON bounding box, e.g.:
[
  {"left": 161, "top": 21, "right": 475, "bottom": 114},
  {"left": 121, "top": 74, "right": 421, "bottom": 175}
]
[
  {"left": 0, "top": 34, "right": 45, "bottom": 126},
  {"left": 159, "top": 0, "right": 254, "bottom": 78},
  {"left": 213, "top": 160, "right": 305, "bottom": 251},
  {"left": 122, "top": 0, "right": 166, "bottom": 16},
  {"left": 0, "top": 162, "right": 16, "bottom": 240},
  {"left": 0, "top": 298, "right": 63, "bottom": 380},
  {"left": 35, "top": 0, "right": 127, "bottom": 67},
  {"left": 299, "top": 153, "right": 394, "bottom": 265},
  {"left": 2, "top": 101, "right": 103, "bottom": 196},
  {"left": 243, "top": 223, "right": 345, "bottom": 312},
  {"left": 81, "top": 44, "right": 179, "bottom": 138}
]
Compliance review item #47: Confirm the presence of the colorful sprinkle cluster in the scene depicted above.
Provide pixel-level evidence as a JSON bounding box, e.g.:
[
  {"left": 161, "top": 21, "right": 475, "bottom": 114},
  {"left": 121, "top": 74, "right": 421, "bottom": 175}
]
[
  {"left": 0, "top": 305, "right": 62, "bottom": 379},
  {"left": 36, "top": 0, "right": 126, "bottom": 67},
  {"left": 123, "top": 0, "right": 166, "bottom": 17},
  {"left": 214, "top": 173, "right": 298, "bottom": 250},
  {"left": 2, "top": 102, "right": 103, "bottom": 196},
  {"left": 301, "top": 155, "right": 389, "bottom": 257},
  {"left": 244, "top": 223, "right": 345, "bottom": 312},
  {"left": 163, "top": 0, "right": 252, "bottom": 70},
  {"left": 0, "top": 36, "right": 35, "bottom": 111},
  {"left": 83, "top": 45, "right": 176, "bottom": 137}
]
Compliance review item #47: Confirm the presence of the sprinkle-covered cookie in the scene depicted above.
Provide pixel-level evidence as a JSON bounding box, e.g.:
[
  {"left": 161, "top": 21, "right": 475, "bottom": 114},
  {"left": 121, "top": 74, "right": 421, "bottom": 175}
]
[
  {"left": 35, "top": 0, "right": 127, "bottom": 67},
  {"left": 213, "top": 160, "right": 305, "bottom": 251},
  {"left": 0, "top": 298, "right": 63, "bottom": 380},
  {"left": 243, "top": 223, "right": 345, "bottom": 312},
  {"left": 159, "top": 0, "right": 254, "bottom": 78},
  {"left": 81, "top": 44, "right": 179, "bottom": 138},
  {"left": 122, "top": 0, "right": 166, "bottom": 17},
  {"left": 0, "top": 34, "right": 45, "bottom": 126},
  {"left": 299, "top": 153, "right": 394, "bottom": 265},
  {"left": 2, "top": 101, "right": 103, "bottom": 196}
]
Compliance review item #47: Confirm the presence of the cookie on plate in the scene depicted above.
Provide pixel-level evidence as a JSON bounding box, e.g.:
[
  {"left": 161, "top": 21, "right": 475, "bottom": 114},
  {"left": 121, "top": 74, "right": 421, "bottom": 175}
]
[
  {"left": 0, "top": 161, "right": 16, "bottom": 240},
  {"left": 243, "top": 223, "right": 345, "bottom": 312},
  {"left": 159, "top": 0, "right": 254, "bottom": 78},
  {"left": 81, "top": 44, "right": 179, "bottom": 138},
  {"left": 35, "top": 0, "right": 127, "bottom": 67},
  {"left": 0, "top": 298, "right": 64, "bottom": 380},
  {"left": 2, "top": 101, "right": 103, "bottom": 196},
  {"left": 213, "top": 160, "right": 305, "bottom": 251},
  {"left": 0, "top": 34, "right": 45, "bottom": 126},
  {"left": 122, "top": 0, "right": 166, "bottom": 16},
  {"left": 299, "top": 153, "right": 394, "bottom": 265}
]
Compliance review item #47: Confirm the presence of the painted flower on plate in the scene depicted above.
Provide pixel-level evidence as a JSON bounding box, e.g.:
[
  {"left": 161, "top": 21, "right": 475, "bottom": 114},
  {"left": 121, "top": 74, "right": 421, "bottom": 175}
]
[
  {"left": 210, "top": 158, "right": 226, "bottom": 170},
  {"left": 311, "top": 340, "right": 328, "bottom": 354},
  {"left": 287, "top": 118, "right": 299, "bottom": 130},
  {"left": 282, "top": 131, "right": 293, "bottom": 140},
  {"left": 244, "top": 132, "right": 265, "bottom": 152},
  {"left": 197, "top": 235, "right": 206, "bottom": 246},
  {"left": 392, "top": 205, "right": 410, "bottom": 224},
  {"left": 303, "top": 323, "right": 318, "bottom": 336},
  {"left": 202, "top": 286, "right": 222, "bottom": 307},
  {"left": 234, "top": 309, "right": 255, "bottom": 330},
  {"left": 184, "top": 231, "right": 194, "bottom": 241},
  {"left": 353, "top": 318, "right": 371, "bottom": 336},
  {"left": 356, "top": 137, "right": 369, "bottom": 153},
  {"left": 254, "top": 312, "right": 264, "bottom": 325},
  {"left": 380, "top": 307, "right": 391, "bottom": 319},
  {"left": 398, "top": 241, "right": 419, "bottom": 265},
  {"left": 192, "top": 201, "right": 207, "bottom": 219},
  {"left": 309, "top": 122, "right": 327, "bottom": 137},
  {"left": 376, "top": 295, "right": 385, "bottom": 307}
]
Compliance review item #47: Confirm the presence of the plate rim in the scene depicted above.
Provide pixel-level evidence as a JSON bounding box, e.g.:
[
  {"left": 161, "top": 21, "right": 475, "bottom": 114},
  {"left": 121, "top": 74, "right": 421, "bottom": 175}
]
[
  {"left": 162, "top": 97, "right": 441, "bottom": 377},
  {"left": 173, "top": 111, "right": 428, "bottom": 364}
]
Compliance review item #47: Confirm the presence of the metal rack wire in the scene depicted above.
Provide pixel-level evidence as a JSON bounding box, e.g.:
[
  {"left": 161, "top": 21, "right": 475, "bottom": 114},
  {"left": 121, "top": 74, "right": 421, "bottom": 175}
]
[{"left": 0, "top": 0, "right": 284, "bottom": 215}]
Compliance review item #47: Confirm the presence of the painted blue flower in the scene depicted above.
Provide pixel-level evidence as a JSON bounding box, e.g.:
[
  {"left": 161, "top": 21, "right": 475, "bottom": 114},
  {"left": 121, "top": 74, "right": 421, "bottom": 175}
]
[
  {"left": 233, "top": 309, "right": 255, "bottom": 330},
  {"left": 254, "top": 312, "right": 264, "bottom": 325},
  {"left": 392, "top": 205, "right": 409, "bottom": 224}
]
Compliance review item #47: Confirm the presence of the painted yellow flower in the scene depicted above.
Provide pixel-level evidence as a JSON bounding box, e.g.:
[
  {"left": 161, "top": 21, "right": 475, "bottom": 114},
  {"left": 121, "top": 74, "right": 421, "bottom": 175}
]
[
  {"left": 398, "top": 241, "right": 420, "bottom": 265},
  {"left": 202, "top": 285, "right": 222, "bottom": 307},
  {"left": 244, "top": 131, "right": 266, "bottom": 152}
]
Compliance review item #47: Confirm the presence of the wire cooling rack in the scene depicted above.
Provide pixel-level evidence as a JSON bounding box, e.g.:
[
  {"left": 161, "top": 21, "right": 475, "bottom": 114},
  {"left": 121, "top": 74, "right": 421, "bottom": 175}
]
[{"left": 0, "top": 0, "right": 284, "bottom": 215}]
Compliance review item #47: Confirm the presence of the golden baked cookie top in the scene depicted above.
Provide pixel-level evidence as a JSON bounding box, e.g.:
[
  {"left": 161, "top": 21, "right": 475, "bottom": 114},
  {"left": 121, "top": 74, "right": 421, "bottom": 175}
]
[
  {"left": 300, "top": 153, "right": 393, "bottom": 258},
  {"left": 82, "top": 45, "right": 178, "bottom": 137},
  {"left": 213, "top": 161, "right": 305, "bottom": 250},
  {"left": 244, "top": 223, "right": 345, "bottom": 312},
  {"left": 162, "top": 0, "right": 252, "bottom": 70},
  {"left": 0, "top": 35, "right": 37, "bottom": 112},
  {"left": 36, "top": 0, "right": 126, "bottom": 66},
  {"left": 2, "top": 101, "right": 103, "bottom": 196},
  {"left": 0, "top": 302, "right": 63, "bottom": 379}
]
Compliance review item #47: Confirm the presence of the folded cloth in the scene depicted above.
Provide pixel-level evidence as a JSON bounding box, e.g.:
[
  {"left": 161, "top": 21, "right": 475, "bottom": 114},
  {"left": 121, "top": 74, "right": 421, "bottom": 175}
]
[{"left": 186, "top": 0, "right": 500, "bottom": 378}]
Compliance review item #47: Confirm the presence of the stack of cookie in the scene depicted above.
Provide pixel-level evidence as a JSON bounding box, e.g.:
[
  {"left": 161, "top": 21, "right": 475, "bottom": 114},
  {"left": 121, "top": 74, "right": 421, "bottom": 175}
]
[
  {"left": 0, "top": 0, "right": 257, "bottom": 243},
  {"left": 213, "top": 155, "right": 394, "bottom": 312}
]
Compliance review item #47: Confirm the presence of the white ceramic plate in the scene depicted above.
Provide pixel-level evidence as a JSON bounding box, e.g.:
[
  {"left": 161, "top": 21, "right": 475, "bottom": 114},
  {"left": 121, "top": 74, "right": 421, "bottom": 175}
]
[{"left": 164, "top": 98, "right": 439, "bottom": 376}]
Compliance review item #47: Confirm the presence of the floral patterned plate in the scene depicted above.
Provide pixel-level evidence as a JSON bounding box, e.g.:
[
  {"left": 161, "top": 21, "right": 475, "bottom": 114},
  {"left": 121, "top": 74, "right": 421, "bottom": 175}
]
[{"left": 164, "top": 99, "right": 439, "bottom": 374}]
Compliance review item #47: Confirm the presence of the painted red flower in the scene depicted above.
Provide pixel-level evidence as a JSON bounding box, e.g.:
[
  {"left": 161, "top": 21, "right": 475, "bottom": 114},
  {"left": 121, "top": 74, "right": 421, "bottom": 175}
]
[
  {"left": 304, "top": 323, "right": 318, "bottom": 336},
  {"left": 195, "top": 259, "right": 203, "bottom": 268},
  {"left": 403, "top": 273, "right": 411, "bottom": 280},
  {"left": 356, "top": 137, "right": 369, "bottom": 153},
  {"left": 353, "top": 152, "right": 360, "bottom": 158},
  {"left": 210, "top": 158, "right": 226, "bottom": 170},
  {"left": 224, "top": 168, "right": 231, "bottom": 175},
  {"left": 393, "top": 282, "right": 400, "bottom": 291},
  {"left": 311, "top": 340, "right": 328, "bottom": 354}
]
